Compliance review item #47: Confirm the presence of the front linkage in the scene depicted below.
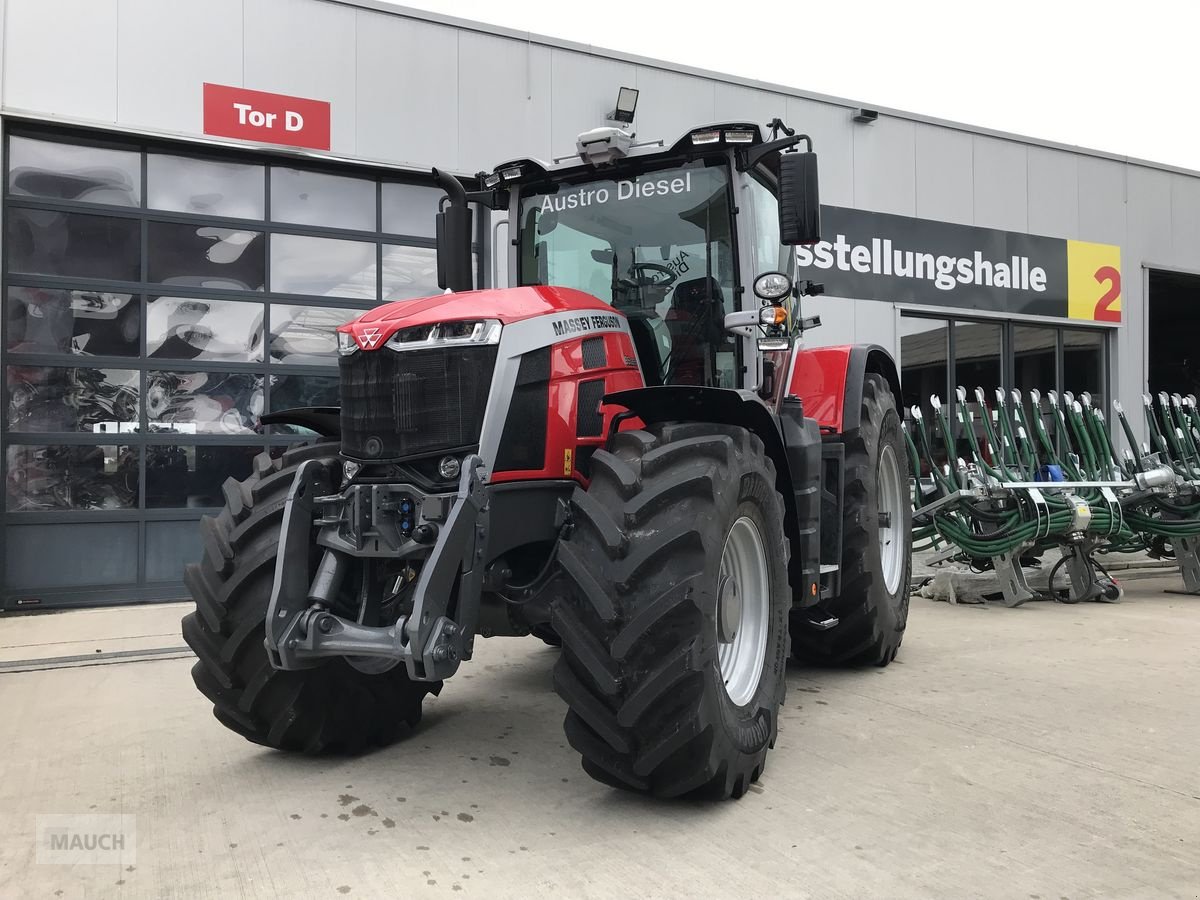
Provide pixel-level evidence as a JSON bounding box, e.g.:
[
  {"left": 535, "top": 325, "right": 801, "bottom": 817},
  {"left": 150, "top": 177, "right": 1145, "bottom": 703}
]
[{"left": 265, "top": 454, "right": 491, "bottom": 682}]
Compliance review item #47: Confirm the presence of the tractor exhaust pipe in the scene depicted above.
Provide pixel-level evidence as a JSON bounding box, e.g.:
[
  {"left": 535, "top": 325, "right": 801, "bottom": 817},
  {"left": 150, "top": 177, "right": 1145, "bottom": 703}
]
[{"left": 432, "top": 168, "right": 474, "bottom": 293}]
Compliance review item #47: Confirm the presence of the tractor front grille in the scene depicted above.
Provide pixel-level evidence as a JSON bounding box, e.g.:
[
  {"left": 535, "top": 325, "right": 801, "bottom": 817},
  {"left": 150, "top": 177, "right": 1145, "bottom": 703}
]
[{"left": 339, "top": 346, "right": 498, "bottom": 462}]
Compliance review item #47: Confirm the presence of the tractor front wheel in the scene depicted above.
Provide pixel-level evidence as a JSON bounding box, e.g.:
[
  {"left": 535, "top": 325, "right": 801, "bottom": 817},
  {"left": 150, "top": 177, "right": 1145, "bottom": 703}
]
[
  {"left": 552, "top": 423, "right": 790, "bottom": 799},
  {"left": 181, "top": 441, "right": 439, "bottom": 753}
]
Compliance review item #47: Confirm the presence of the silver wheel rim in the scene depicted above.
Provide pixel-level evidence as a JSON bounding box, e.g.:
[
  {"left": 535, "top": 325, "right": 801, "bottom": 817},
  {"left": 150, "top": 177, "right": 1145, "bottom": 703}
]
[
  {"left": 716, "top": 516, "right": 770, "bottom": 707},
  {"left": 878, "top": 442, "right": 906, "bottom": 595}
]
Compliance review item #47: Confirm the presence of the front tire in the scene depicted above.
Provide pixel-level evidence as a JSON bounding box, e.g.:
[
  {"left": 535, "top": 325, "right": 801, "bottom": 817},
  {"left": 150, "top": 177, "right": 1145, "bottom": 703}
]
[
  {"left": 181, "top": 441, "right": 439, "bottom": 753},
  {"left": 792, "top": 373, "right": 911, "bottom": 666},
  {"left": 552, "top": 423, "right": 790, "bottom": 799}
]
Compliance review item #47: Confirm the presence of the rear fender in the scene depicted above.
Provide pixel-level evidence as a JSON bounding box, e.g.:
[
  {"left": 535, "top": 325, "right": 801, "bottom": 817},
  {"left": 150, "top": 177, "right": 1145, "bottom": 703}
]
[{"left": 787, "top": 345, "right": 900, "bottom": 434}]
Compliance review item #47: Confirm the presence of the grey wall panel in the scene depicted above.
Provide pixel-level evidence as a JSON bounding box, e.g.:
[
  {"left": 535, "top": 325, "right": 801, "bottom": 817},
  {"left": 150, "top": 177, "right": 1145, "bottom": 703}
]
[
  {"left": 1170, "top": 173, "right": 1200, "bottom": 265},
  {"left": 116, "top": 0, "right": 243, "bottom": 137},
  {"left": 1126, "top": 166, "right": 1173, "bottom": 263},
  {"left": 6, "top": 522, "right": 137, "bottom": 590},
  {"left": 145, "top": 520, "right": 200, "bottom": 582},
  {"left": 713, "top": 83, "right": 790, "bottom": 131},
  {"left": 4, "top": 0, "right": 119, "bottom": 122},
  {"left": 852, "top": 116, "right": 916, "bottom": 216},
  {"left": 853, "top": 297, "right": 896, "bottom": 351},
  {"left": 972, "top": 135, "right": 1027, "bottom": 231},
  {"left": 914, "top": 124, "right": 972, "bottom": 225},
  {"left": 1076, "top": 156, "right": 1126, "bottom": 247},
  {"left": 1027, "top": 146, "right": 1079, "bottom": 238},
  {"left": 355, "top": 12, "right": 459, "bottom": 170},
  {"left": 799, "top": 294, "right": 856, "bottom": 349},
  {"left": 548, "top": 50, "right": 637, "bottom": 159},
  {"left": 630, "top": 66, "right": 715, "bottom": 151},
  {"left": 243, "top": 0, "right": 358, "bottom": 155},
  {"left": 456, "top": 32, "right": 552, "bottom": 173},
  {"left": 785, "top": 96, "right": 854, "bottom": 207}
]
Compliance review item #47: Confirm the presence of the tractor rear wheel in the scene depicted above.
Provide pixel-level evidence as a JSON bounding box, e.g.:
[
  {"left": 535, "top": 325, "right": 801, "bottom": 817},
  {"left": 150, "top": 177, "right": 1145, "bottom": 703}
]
[
  {"left": 792, "top": 373, "right": 911, "bottom": 666},
  {"left": 552, "top": 423, "right": 790, "bottom": 799},
  {"left": 181, "top": 440, "right": 438, "bottom": 753}
]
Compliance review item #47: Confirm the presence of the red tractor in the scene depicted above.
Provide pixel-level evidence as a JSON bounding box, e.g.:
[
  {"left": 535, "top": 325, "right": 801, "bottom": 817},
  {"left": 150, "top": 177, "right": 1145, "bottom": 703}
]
[{"left": 182, "top": 117, "right": 911, "bottom": 799}]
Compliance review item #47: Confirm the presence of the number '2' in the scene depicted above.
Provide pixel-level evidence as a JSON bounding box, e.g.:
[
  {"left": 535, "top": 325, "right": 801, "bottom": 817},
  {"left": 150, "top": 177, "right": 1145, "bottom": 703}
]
[{"left": 1093, "top": 266, "right": 1121, "bottom": 322}]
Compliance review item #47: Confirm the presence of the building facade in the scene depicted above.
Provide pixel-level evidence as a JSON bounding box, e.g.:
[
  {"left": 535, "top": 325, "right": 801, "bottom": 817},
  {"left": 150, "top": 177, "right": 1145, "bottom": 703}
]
[{"left": 2, "top": 0, "right": 1198, "bottom": 609}]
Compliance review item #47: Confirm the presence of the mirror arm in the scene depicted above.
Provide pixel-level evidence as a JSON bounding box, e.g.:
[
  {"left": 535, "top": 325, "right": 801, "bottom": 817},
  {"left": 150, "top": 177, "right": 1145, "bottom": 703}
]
[{"left": 737, "top": 133, "right": 813, "bottom": 171}]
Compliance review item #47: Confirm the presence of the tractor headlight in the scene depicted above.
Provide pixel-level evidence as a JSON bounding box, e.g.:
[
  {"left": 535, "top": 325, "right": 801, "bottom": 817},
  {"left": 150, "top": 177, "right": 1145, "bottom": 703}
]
[
  {"left": 336, "top": 330, "right": 359, "bottom": 356},
  {"left": 753, "top": 272, "right": 793, "bottom": 301},
  {"left": 385, "top": 319, "right": 502, "bottom": 351}
]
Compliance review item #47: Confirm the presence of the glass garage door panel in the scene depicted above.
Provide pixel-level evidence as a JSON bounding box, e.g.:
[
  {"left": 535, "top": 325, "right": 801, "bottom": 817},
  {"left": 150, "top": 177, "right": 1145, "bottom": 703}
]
[
  {"left": 145, "top": 445, "right": 257, "bottom": 508},
  {"left": 382, "top": 182, "right": 443, "bottom": 238},
  {"left": 7, "top": 208, "right": 141, "bottom": 281},
  {"left": 7, "top": 365, "right": 139, "bottom": 433},
  {"left": 269, "top": 304, "right": 365, "bottom": 365},
  {"left": 5, "top": 444, "right": 138, "bottom": 511},
  {"left": 381, "top": 244, "right": 439, "bottom": 301},
  {"left": 146, "top": 371, "right": 264, "bottom": 435},
  {"left": 5, "top": 287, "right": 140, "bottom": 357},
  {"left": 271, "top": 168, "right": 376, "bottom": 232},
  {"left": 147, "top": 222, "right": 265, "bottom": 291},
  {"left": 271, "top": 234, "right": 377, "bottom": 299},
  {"left": 8, "top": 136, "right": 141, "bottom": 207},
  {"left": 1064, "top": 329, "right": 1105, "bottom": 406},
  {"left": 147, "top": 296, "right": 265, "bottom": 363},
  {"left": 148, "top": 154, "right": 265, "bottom": 219}
]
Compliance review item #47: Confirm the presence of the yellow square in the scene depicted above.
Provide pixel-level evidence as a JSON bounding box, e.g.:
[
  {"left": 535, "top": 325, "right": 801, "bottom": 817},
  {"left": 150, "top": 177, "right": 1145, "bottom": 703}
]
[{"left": 1067, "top": 240, "right": 1122, "bottom": 321}]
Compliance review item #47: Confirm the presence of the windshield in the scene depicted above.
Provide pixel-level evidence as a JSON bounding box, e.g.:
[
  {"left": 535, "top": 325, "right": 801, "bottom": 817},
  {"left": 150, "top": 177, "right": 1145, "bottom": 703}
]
[{"left": 518, "top": 159, "right": 737, "bottom": 387}]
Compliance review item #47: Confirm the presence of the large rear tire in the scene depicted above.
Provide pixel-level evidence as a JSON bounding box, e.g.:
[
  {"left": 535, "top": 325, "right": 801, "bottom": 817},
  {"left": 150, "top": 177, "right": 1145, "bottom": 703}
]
[
  {"left": 181, "top": 441, "right": 438, "bottom": 753},
  {"left": 792, "top": 373, "right": 911, "bottom": 666},
  {"left": 552, "top": 423, "right": 790, "bottom": 799}
]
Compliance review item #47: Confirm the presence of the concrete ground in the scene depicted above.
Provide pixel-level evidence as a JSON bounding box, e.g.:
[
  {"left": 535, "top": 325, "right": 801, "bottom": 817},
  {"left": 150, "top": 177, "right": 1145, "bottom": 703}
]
[{"left": 2, "top": 580, "right": 1199, "bottom": 899}]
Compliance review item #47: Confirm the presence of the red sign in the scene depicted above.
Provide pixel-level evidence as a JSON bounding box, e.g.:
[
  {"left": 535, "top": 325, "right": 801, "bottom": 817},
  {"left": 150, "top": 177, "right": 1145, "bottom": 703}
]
[{"left": 202, "top": 83, "right": 331, "bottom": 151}]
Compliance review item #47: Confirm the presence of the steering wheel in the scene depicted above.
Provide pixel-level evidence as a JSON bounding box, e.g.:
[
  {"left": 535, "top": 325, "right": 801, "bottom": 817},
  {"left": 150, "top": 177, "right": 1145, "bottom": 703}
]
[{"left": 619, "top": 262, "right": 678, "bottom": 290}]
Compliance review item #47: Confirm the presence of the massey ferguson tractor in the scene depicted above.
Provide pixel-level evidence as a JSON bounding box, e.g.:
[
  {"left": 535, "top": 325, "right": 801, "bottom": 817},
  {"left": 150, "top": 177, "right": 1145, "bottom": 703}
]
[{"left": 182, "top": 116, "right": 912, "bottom": 800}]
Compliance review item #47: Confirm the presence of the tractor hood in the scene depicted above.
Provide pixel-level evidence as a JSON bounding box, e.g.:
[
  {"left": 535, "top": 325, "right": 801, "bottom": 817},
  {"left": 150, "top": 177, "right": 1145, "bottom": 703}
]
[{"left": 338, "top": 285, "right": 618, "bottom": 350}]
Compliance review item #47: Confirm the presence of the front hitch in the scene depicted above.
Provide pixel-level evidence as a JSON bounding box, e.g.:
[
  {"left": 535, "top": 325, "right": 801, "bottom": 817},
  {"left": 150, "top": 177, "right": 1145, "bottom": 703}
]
[{"left": 264, "top": 454, "right": 491, "bottom": 681}]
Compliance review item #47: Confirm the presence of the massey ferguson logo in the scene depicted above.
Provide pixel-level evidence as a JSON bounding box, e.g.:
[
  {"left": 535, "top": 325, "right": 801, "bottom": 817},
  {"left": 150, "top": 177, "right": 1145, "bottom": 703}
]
[{"left": 357, "top": 328, "right": 383, "bottom": 350}]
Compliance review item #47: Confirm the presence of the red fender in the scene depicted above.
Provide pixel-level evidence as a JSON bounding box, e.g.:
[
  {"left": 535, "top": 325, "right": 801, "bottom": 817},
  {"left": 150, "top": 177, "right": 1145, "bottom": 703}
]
[{"left": 787, "top": 344, "right": 901, "bottom": 434}]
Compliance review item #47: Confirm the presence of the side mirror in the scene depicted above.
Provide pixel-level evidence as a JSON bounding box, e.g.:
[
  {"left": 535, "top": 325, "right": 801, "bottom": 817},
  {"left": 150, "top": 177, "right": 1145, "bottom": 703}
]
[
  {"left": 778, "top": 151, "right": 820, "bottom": 245},
  {"left": 435, "top": 205, "right": 474, "bottom": 292},
  {"left": 433, "top": 168, "right": 474, "bottom": 293}
]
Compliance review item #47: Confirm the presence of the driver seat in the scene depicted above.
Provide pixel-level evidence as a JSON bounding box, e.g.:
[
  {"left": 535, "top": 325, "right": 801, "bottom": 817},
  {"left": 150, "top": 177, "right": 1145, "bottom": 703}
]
[{"left": 665, "top": 276, "right": 723, "bottom": 385}]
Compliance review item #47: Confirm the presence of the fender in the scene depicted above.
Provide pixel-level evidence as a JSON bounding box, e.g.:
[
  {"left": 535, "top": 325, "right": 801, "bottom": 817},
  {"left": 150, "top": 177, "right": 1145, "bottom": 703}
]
[
  {"left": 788, "top": 344, "right": 900, "bottom": 434},
  {"left": 259, "top": 406, "right": 342, "bottom": 437}
]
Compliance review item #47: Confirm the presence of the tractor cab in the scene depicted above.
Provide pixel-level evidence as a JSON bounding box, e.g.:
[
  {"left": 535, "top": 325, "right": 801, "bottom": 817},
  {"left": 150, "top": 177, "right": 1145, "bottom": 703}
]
[{"left": 460, "top": 121, "right": 822, "bottom": 393}]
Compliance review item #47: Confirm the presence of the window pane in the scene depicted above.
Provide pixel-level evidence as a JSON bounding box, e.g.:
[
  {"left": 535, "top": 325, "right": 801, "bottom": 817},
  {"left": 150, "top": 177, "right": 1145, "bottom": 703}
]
[
  {"left": 7, "top": 207, "right": 140, "bottom": 281},
  {"left": 146, "top": 371, "right": 264, "bottom": 435},
  {"left": 381, "top": 182, "right": 442, "bottom": 237},
  {"left": 8, "top": 136, "right": 141, "bottom": 206},
  {"left": 270, "top": 168, "right": 376, "bottom": 231},
  {"left": 8, "top": 366, "right": 139, "bottom": 433},
  {"left": 270, "top": 304, "right": 364, "bottom": 365},
  {"left": 1014, "top": 325, "right": 1059, "bottom": 446},
  {"left": 6, "top": 443, "right": 138, "bottom": 511},
  {"left": 1064, "top": 329, "right": 1105, "bottom": 406},
  {"left": 900, "top": 316, "right": 948, "bottom": 413},
  {"left": 147, "top": 296, "right": 265, "bottom": 362},
  {"left": 271, "top": 234, "right": 376, "bottom": 298},
  {"left": 6, "top": 287, "right": 140, "bottom": 357},
  {"left": 146, "top": 444, "right": 257, "bottom": 508},
  {"left": 148, "top": 154, "right": 264, "bottom": 219},
  {"left": 954, "top": 321, "right": 1003, "bottom": 395},
  {"left": 269, "top": 373, "right": 339, "bottom": 434},
  {"left": 381, "top": 244, "right": 439, "bottom": 301},
  {"left": 147, "top": 222, "right": 265, "bottom": 291}
]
